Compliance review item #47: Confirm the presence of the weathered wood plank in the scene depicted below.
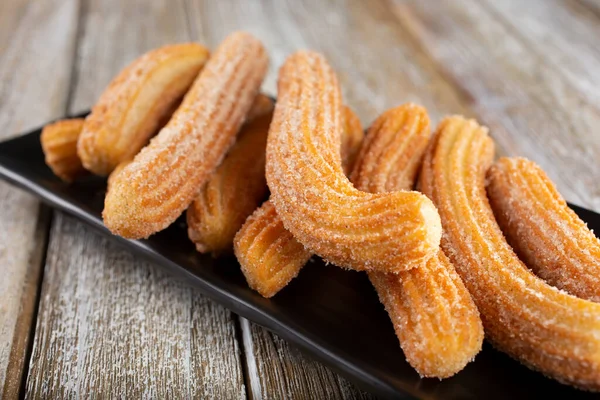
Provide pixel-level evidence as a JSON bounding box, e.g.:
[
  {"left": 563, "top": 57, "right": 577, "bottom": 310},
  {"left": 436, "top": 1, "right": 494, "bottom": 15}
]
[
  {"left": 27, "top": 214, "right": 245, "bottom": 398},
  {"left": 240, "top": 319, "right": 376, "bottom": 400},
  {"left": 0, "top": 0, "right": 79, "bottom": 397},
  {"left": 482, "top": 0, "right": 600, "bottom": 106},
  {"left": 25, "top": 0, "right": 246, "bottom": 398},
  {"left": 391, "top": 0, "right": 600, "bottom": 211}
]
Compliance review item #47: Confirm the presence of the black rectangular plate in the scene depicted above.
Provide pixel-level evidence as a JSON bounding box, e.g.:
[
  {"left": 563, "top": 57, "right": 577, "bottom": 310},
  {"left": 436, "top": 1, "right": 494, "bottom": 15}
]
[{"left": 1, "top": 113, "right": 599, "bottom": 400}]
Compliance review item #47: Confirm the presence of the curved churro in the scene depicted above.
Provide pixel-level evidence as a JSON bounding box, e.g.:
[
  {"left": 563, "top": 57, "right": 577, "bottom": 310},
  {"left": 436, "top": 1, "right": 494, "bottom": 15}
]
[
  {"left": 350, "top": 104, "right": 430, "bottom": 193},
  {"left": 41, "top": 118, "right": 86, "bottom": 182},
  {"left": 350, "top": 104, "right": 482, "bottom": 378},
  {"left": 266, "top": 51, "right": 441, "bottom": 272},
  {"left": 187, "top": 111, "right": 272, "bottom": 255},
  {"left": 234, "top": 106, "right": 363, "bottom": 297},
  {"left": 420, "top": 116, "right": 600, "bottom": 390},
  {"left": 103, "top": 32, "right": 268, "bottom": 239},
  {"left": 487, "top": 157, "right": 600, "bottom": 302},
  {"left": 78, "top": 43, "right": 210, "bottom": 175}
]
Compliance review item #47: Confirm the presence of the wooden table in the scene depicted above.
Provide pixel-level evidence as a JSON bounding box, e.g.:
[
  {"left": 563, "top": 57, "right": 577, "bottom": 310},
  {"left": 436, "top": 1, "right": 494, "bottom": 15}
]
[{"left": 1, "top": 0, "right": 599, "bottom": 398}]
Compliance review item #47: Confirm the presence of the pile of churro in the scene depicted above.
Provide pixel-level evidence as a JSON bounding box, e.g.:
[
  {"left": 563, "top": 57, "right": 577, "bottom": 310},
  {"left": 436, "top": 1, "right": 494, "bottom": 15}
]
[{"left": 40, "top": 32, "right": 600, "bottom": 389}]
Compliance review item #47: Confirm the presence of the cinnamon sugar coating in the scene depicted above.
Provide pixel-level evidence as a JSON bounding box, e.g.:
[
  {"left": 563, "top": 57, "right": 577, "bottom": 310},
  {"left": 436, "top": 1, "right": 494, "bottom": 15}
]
[
  {"left": 265, "top": 51, "right": 441, "bottom": 272},
  {"left": 420, "top": 116, "right": 600, "bottom": 390},
  {"left": 488, "top": 157, "right": 600, "bottom": 302},
  {"left": 234, "top": 105, "right": 363, "bottom": 297},
  {"left": 78, "top": 43, "right": 210, "bottom": 175},
  {"left": 350, "top": 103, "right": 483, "bottom": 378},
  {"left": 41, "top": 118, "right": 86, "bottom": 182},
  {"left": 103, "top": 32, "right": 268, "bottom": 239}
]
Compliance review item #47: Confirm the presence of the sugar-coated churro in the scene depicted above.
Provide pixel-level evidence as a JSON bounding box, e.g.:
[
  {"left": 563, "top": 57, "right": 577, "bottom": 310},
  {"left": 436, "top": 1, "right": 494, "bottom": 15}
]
[
  {"left": 78, "top": 43, "right": 210, "bottom": 175},
  {"left": 487, "top": 157, "right": 600, "bottom": 302},
  {"left": 234, "top": 105, "right": 363, "bottom": 297},
  {"left": 41, "top": 118, "right": 86, "bottom": 182},
  {"left": 349, "top": 103, "right": 482, "bottom": 378},
  {"left": 420, "top": 116, "right": 600, "bottom": 390},
  {"left": 187, "top": 111, "right": 272, "bottom": 255},
  {"left": 103, "top": 32, "right": 268, "bottom": 239},
  {"left": 266, "top": 51, "right": 441, "bottom": 272}
]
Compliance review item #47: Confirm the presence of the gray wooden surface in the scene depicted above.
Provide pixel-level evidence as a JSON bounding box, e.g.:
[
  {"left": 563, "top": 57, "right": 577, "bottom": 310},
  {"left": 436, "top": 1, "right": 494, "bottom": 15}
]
[{"left": 1, "top": 0, "right": 599, "bottom": 398}]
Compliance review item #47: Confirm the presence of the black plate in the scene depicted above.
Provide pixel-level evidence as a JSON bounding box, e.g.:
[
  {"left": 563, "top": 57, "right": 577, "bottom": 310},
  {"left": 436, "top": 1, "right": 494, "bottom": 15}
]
[{"left": 1, "top": 113, "right": 599, "bottom": 400}]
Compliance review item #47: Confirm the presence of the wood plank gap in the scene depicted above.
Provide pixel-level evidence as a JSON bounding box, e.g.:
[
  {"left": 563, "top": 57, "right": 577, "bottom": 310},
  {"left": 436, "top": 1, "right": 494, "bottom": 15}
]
[
  {"left": 64, "top": 0, "right": 87, "bottom": 115},
  {"left": 181, "top": 0, "right": 197, "bottom": 45},
  {"left": 3, "top": 208, "right": 52, "bottom": 399},
  {"left": 376, "top": 0, "right": 479, "bottom": 112},
  {"left": 233, "top": 316, "right": 252, "bottom": 400},
  {"left": 239, "top": 318, "right": 262, "bottom": 400},
  {"left": 4, "top": 0, "right": 84, "bottom": 395}
]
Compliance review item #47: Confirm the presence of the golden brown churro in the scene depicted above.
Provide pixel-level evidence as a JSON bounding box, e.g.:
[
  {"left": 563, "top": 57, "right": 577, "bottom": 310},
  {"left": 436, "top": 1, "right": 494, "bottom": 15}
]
[
  {"left": 265, "top": 51, "right": 441, "bottom": 272},
  {"left": 103, "top": 32, "right": 268, "bottom": 239},
  {"left": 349, "top": 104, "right": 482, "bottom": 378},
  {"left": 487, "top": 157, "right": 600, "bottom": 302},
  {"left": 78, "top": 43, "right": 210, "bottom": 175},
  {"left": 420, "top": 116, "right": 600, "bottom": 390},
  {"left": 40, "top": 118, "right": 86, "bottom": 182},
  {"left": 234, "top": 106, "right": 363, "bottom": 297},
  {"left": 187, "top": 111, "right": 272, "bottom": 255}
]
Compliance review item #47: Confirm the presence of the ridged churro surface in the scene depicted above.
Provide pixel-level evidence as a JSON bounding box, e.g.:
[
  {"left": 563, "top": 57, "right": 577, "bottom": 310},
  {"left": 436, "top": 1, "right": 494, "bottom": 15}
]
[
  {"left": 487, "top": 157, "right": 600, "bottom": 302},
  {"left": 419, "top": 116, "right": 600, "bottom": 390},
  {"left": 266, "top": 51, "right": 441, "bottom": 272},
  {"left": 41, "top": 118, "right": 86, "bottom": 182},
  {"left": 234, "top": 106, "right": 363, "bottom": 297},
  {"left": 78, "top": 43, "right": 209, "bottom": 175},
  {"left": 103, "top": 32, "right": 268, "bottom": 239},
  {"left": 350, "top": 103, "right": 482, "bottom": 378},
  {"left": 187, "top": 111, "right": 273, "bottom": 255}
]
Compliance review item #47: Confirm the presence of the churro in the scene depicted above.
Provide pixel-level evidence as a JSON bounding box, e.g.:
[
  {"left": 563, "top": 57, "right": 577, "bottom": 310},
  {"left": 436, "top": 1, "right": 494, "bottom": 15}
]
[
  {"left": 266, "top": 51, "right": 441, "bottom": 272},
  {"left": 234, "top": 106, "right": 363, "bottom": 297},
  {"left": 187, "top": 111, "right": 272, "bottom": 255},
  {"left": 40, "top": 118, "right": 86, "bottom": 182},
  {"left": 419, "top": 116, "right": 600, "bottom": 390},
  {"left": 348, "top": 103, "right": 482, "bottom": 378},
  {"left": 78, "top": 43, "right": 210, "bottom": 175},
  {"left": 103, "top": 32, "right": 268, "bottom": 239},
  {"left": 487, "top": 157, "right": 600, "bottom": 302}
]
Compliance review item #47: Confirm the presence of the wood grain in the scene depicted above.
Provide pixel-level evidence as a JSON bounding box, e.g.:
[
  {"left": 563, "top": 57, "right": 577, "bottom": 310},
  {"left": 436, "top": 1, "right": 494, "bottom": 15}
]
[
  {"left": 27, "top": 214, "right": 245, "bottom": 398},
  {"left": 240, "top": 319, "right": 375, "bottom": 400},
  {"left": 391, "top": 0, "right": 600, "bottom": 211},
  {"left": 482, "top": 0, "right": 600, "bottom": 106},
  {"left": 0, "top": 0, "right": 78, "bottom": 397},
  {"left": 25, "top": 0, "right": 245, "bottom": 398}
]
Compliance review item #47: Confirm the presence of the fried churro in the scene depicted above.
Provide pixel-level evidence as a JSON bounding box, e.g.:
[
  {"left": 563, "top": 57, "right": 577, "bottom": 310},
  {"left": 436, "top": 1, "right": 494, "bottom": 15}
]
[
  {"left": 187, "top": 111, "right": 272, "bottom": 255},
  {"left": 349, "top": 104, "right": 482, "bottom": 378},
  {"left": 266, "top": 51, "right": 441, "bottom": 272},
  {"left": 41, "top": 118, "right": 86, "bottom": 182},
  {"left": 78, "top": 43, "right": 210, "bottom": 175},
  {"left": 103, "top": 32, "right": 268, "bottom": 239},
  {"left": 487, "top": 157, "right": 600, "bottom": 302},
  {"left": 234, "top": 105, "right": 363, "bottom": 297},
  {"left": 420, "top": 116, "right": 600, "bottom": 390}
]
